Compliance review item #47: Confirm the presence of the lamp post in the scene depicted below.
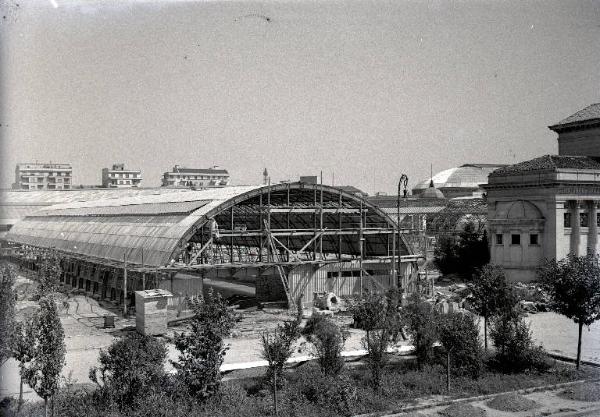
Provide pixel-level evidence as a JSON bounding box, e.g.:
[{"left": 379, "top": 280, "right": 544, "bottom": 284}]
[{"left": 397, "top": 174, "right": 408, "bottom": 289}]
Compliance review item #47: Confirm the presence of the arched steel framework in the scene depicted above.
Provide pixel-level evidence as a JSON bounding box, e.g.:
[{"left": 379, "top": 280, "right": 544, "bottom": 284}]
[{"left": 6, "top": 183, "right": 413, "bottom": 270}]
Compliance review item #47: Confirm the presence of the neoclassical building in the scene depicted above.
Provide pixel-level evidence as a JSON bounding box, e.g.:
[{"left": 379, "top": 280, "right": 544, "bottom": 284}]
[{"left": 484, "top": 103, "right": 600, "bottom": 282}]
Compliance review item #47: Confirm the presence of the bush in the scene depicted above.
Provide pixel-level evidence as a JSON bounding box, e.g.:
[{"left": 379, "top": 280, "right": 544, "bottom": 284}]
[
  {"left": 89, "top": 332, "right": 167, "bottom": 410},
  {"left": 306, "top": 318, "right": 347, "bottom": 376},
  {"left": 402, "top": 294, "right": 439, "bottom": 368},
  {"left": 283, "top": 363, "right": 357, "bottom": 416},
  {"left": 437, "top": 312, "right": 482, "bottom": 379},
  {"left": 489, "top": 313, "right": 550, "bottom": 373}
]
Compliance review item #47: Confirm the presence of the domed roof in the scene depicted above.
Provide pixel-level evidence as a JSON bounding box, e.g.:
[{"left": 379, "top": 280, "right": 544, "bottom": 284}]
[
  {"left": 420, "top": 180, "right": 445, "bottom": 199},
  {"left": 413, "top": 164, "right": 506, "bottom": 194}
]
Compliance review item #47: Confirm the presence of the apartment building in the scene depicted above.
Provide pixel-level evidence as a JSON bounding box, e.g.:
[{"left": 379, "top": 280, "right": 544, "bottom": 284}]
[
  {"left": 101, "top": 163, "right": 142, "bottom": 188},
  {"left": 161, "top": 165, "right": 230, "bottom": 188},
  {"left": 12, "top": 162, "right": 72, "bottom": 190}
]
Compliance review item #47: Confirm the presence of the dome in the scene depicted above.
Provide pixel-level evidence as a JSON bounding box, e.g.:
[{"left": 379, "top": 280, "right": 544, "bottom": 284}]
[
  {"left": 420, "top": 180, "right": 445, "bottom": 199},
  {"left": 413, "top": 163, "right": 506, "bottom": 199}
]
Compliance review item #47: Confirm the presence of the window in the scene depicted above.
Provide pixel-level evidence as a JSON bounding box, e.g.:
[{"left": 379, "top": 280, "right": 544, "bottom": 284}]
[
  {"left": 511, "top": 234, "right": 521, "bottom": 245},
  {"left": 530, "top": 234, "right": 539, "bottom": 245},
  {"left": 581, "top": 213, "right": 589, "bottom": 227},
  {"left": 495, "top": 234, "right": 503, "bottom": 245},
  {"left": 597, "top": 213, "right": 600, "bottom": 227},
  {"left": 564, "top": 212, "right": 571, "bottom": 228}
]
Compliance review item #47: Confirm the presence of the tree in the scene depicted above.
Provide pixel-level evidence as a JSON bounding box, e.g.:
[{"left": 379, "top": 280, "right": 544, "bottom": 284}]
[
  {"left": 434, "top": 221, "right": 489, "bottom": 277},
  {"left": 261, "top": 308, "right": 302, "bottom": 416},
  {"left": 538, "top": 254, "right": 600, "bottom": 369},
  {"left": 36, "top": 253, "right": 62, "bottom": 299},
  {"left": 438, "top": 312, "right": 482, "bottom": 393},
  {"left": 468, "top": 264, "right": 515, "bottom": 351},
  {"left": 352, "top": 289, "right": 403, "bottom": 390},
  {"left": 172, "top": 288, "right": 237, "bottom": 399},
  {"left": 89, "top": 332, "right": 167, "bottom": 410},
  {"left": 10, "top": 317, "right": 37, "bottom": 411},
  {"left": 23, "top": 296, "right": 66, "bottom": 417},
  {"left": 0, "top": 263, "right": 16, "bottom": 367},
  {"left": 402, "top": 293, "right": 439, "bottom": 368}
]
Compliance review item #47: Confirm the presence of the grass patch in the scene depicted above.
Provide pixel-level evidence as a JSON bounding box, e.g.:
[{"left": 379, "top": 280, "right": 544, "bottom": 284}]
[
  {"left": 486, "top": 393, "right": 539, "bottom": 412},
  {"left": 8, "top": 360, "right": 599, "bottom": 417},
  {"left": 559, "top": 382, "right": 600, "bottom": 402},
  {"left": 439, "top": 403, "right": 487, "bottom": 417}
]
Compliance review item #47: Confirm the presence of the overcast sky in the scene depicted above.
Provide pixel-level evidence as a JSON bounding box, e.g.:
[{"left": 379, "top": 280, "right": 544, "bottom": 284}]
[{"left": 1, "top": 0, "right": 599, "bottom": 194}]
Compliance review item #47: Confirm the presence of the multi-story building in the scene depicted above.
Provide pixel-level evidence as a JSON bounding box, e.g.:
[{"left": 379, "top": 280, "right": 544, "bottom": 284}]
[
  {"left": 161, "top": 165, "right": 230, "bottom": 188},
  {"left": 484, "top": 103, "right": 600, "bottom": 282},
  {"left": 101, "top": 164, "right": 142, "bottom": 188},
  {"left": 12, "top": 162, "right": 72, "bottom": 190}
]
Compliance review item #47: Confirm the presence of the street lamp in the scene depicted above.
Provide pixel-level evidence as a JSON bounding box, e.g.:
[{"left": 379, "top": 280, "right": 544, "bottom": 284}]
[{"left": 397, "top": 174, "right": 408, "bottom": 289}]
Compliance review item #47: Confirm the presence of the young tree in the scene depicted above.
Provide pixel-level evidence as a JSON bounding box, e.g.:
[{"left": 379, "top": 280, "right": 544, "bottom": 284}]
[
  {"left": 438, "top": 312, "right": 482, "bottom": 392},
  {"left": 0, "top": 263, "right": 16, "bottom": 367},
  {"left": 538, "top": 254, "right": 600, "bottom": 369},
  {"left": 352, "top": 289, "right": 403, "bottom": 390},
  {"left": 172, "top": 289, "right": 237, "bottom": 400},
  {"left": 308, "top": 318, "right": 347, "bottom": 376},
  {"left": 23, "top": 296, "right": 66, "bottom": 417},
  {"left": 10, "top": 317, "right": 37, "bottom": 411},
  {"left": 468, "top": 264, "right": 515, "bottom": 351},
  {"left": 89, "top": 332, "right": 167, "bottom": 410},
  {"left": 402, "top": 294, "right": 439, "bottom": 368},
  {"left": 36, "top": 253, "right": 62, "bottom": 298},
  {"left": 261, "top": 310, "right": 302, "bottom": 416}
]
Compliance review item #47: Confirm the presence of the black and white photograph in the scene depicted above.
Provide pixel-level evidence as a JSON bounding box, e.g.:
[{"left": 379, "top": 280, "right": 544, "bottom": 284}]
[{"left": 1, "top": 0, "right": 600, "bottom": 416}]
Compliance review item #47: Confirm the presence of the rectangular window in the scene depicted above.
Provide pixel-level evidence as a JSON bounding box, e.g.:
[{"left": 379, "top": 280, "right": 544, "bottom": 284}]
[
  {"left": 581, "top": 213, "right": 589, "bottom": 227},
  {"left": 597, "top": 213, "right": 600, "bottom": 227},
  {"left": 495, "top": 234, "right": 503, "bottom": 245},
  {"left": 564, "top": 212, "right": 571, "bottom": 228},
  {"left": 511, "top": 234, "right": 521, "bottom": 245},
  {"left": 530, "top": 234, "right": 539, "bottom": 245}
]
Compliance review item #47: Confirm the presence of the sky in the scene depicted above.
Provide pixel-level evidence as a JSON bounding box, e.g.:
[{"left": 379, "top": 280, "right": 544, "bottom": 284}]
[{"left": 0, "top": 0, "right": 599, "bottom": 194}]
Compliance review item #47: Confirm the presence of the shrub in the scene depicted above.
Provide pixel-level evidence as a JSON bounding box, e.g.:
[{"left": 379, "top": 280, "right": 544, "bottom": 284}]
[
  {"left": 172, "top": 288, "right": 237, "bottom": 400},
  {"left": 284, "top": 363, "right": 357, "bottom": 416},
  {"left": 307, "top": 318, "right": 347, "bottom": 376},
  {"left": 89, "top": 332, "right": 167, "bottom": 410},
  {"left": 402, "top": 294, "right": 439, "bottom": 368},
  {"left": 489, "top": 313, "right": 549, "bottom": 373},
  {"left": 437, "top": 312, "right": 483, "bottom": 380}
]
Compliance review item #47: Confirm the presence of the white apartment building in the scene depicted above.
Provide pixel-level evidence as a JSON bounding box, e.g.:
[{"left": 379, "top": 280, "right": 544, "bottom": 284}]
[
  {"left": 101, "top": 164, "right": 142, "bottom": 188},
  {"left": 161, "top": 165, "right": 230, "bottom": 188},
  {"left": 13, "top": 163, "right": 72, "bottom": 190}
]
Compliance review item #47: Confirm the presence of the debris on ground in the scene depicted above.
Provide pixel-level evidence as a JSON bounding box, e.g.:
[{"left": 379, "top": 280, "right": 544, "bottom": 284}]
[
  {"left": 486, "top": 392, "right": 540, "bottom": 412},
  {"left": 559, "top": 382, "right": 600, "bottom": 402},
  {"left": 438, "top": 402, "right": 486, "bottom": 417}
]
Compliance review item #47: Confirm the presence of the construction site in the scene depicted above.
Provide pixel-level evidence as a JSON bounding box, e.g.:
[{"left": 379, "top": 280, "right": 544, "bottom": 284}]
[{"left": 3, "top": 182, "right": 422, "bottom": 312}]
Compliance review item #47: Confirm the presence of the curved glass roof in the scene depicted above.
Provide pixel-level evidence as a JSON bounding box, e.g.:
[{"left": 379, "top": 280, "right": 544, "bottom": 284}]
[{"left": 6, "top": 183, "right": 412, "bottom": 268}]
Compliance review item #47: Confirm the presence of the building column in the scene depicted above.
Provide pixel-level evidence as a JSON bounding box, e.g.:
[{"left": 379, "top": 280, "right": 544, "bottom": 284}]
[
  {"left": 570, "top": 200, "right": 581, "bottom": 256},
  {"left": 589, "top": 201, "right": 598, "bottom": 255}
]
